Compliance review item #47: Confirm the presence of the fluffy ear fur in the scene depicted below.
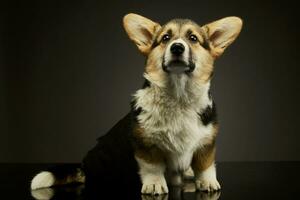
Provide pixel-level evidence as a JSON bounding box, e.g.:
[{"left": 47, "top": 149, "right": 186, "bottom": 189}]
[
  {"left": 123, "top": 13, "right": 161, "bottom": 55},
  {"left": 203, "top": 17, "right": 243, "bottom": 57}
]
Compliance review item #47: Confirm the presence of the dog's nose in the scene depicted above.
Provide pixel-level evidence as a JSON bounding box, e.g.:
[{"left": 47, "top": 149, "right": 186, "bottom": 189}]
[{"left": 170, "top": 43, "right": 185, "bottom": 56}]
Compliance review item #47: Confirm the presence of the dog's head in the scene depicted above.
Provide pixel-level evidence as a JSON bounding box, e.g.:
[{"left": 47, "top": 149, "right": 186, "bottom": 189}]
[{"left": 123, "top": 14, "right": 242, "bottom": 85}]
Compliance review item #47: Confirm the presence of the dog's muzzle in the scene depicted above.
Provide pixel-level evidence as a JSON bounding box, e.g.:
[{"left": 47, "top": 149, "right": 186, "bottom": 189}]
[{"left": 163, "top": 40, "right": 195, "bottom": 74}]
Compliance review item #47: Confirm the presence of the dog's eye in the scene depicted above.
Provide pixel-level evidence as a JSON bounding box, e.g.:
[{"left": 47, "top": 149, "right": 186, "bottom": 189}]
[
  {"left": 189, "top": 34, "right": 198, "bottom": 42},
  {"left": 162, "top": 34, "right": 171, "bottom": 42}
]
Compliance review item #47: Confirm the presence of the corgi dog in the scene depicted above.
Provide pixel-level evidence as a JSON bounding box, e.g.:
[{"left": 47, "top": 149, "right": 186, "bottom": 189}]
[{"left": 30, "top": 13, "right": 242, "bottom": 195}]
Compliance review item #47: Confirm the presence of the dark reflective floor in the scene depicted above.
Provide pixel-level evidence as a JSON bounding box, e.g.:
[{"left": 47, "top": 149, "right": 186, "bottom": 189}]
[{"left": 1, "top": 162, "right": 299, "bottom": 199}]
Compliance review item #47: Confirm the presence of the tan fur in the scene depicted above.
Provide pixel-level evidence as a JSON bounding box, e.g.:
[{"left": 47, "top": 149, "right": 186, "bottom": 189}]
[
  {"left": 123, "top": 13, "right": 161, "bottom": 55},
  {"left": 145, "top": 21, "right": 218, "bottom": 85},
  {"left": 133, "top": 124, "right": 165, "bottom": 164},
  {"left": 138, "top": 16, "right": 243, "bottom": 83},
  {"left": 203, "top": 17, "right": 243, "bottom": 58},
  {"left": 192, "top": 144, "right": 216, "bottom": 172},
  {"left": 135, "top": 146, "right": 165, "bottom": 165},
  {"left": 191, "top": 124, "right": 219, "bottom": 172},
  {"left": 145, "top": 46, "right": 166, "bottom": 87}
]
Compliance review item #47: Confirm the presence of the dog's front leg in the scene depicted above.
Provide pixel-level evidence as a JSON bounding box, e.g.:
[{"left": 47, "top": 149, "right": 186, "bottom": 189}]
[
  {"left": 135, "top": 148, "right": 168, "bottom": 195},
  {"left": 192, "top": 144, "right": 221, "bottom": 192}
]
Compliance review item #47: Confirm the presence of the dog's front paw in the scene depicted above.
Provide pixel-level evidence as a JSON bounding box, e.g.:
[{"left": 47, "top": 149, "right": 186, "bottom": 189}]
[
  {"left": 141, "top": 182, "right": 169, "bottom": 195},
  {"left": 195, "top": 178, "right": 221, "bottom": 192}
]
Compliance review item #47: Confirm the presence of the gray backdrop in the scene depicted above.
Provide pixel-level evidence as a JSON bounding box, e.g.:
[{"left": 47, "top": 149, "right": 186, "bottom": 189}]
[{"left": 1, "top": 0, "right": 299, "bottom": 162}]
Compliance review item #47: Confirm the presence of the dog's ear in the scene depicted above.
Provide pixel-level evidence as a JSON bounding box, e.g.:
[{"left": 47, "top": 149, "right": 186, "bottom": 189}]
[
  {"left": 123, "top": 13, "right": 161, "bottom": 55},
  {"left": 203, "top": 17, "right": 243, "bottom": 57}
]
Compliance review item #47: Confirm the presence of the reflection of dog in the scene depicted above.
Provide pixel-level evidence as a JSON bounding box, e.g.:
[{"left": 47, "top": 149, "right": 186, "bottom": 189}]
[
  {"left": 30, "top": 183, "right": 220, "bottom": 200},
  {"left": 30, "top": 13, "right": 242, "bottom": 195}
]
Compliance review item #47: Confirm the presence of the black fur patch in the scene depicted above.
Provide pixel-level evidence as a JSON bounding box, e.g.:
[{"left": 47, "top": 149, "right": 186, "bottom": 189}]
[
  {"left": 151, "top": 38, "right": 159, "bottom": 49},
  {"left": 130, "top": 80, "right": 149, "bottom": 122},
  {"left": 130, "top": 99, "right": 141, "bottom": 122},
  {"left": 142, "top": 79, "right": 151, "bottom": 89},
  {"left": 198, "top": 102, "right": 217, "bottom": 126},
  {"left": 201, "top": 38, "right": 210, "bottom": 50},
  {"left": 185, "top": 49, "right": 196, "bottom": 74},
  {"left": 130, "top": 80, "right": 150, "bottom": 122},
  {"left": 46, "top": 164, "right": 82, "bottom": 180},
  {"left": 82, "top": 113, "right": 139, "bottom": 185},
  {"left": 186, "top": 29, "right": 193, "bottom": 38},
  {"left": 208, "top": 88, "right": 212, "bottom": 100}
]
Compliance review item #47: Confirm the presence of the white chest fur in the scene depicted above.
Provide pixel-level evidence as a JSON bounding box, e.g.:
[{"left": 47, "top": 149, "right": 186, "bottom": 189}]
[{"left": 133, "top": 76, "right": 214, "bottom": 171}]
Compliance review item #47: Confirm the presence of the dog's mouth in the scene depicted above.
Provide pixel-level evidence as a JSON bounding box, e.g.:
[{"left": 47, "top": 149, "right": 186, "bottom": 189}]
[{"left": 162, "top": 59, "right": 195, "bottom": 74}]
